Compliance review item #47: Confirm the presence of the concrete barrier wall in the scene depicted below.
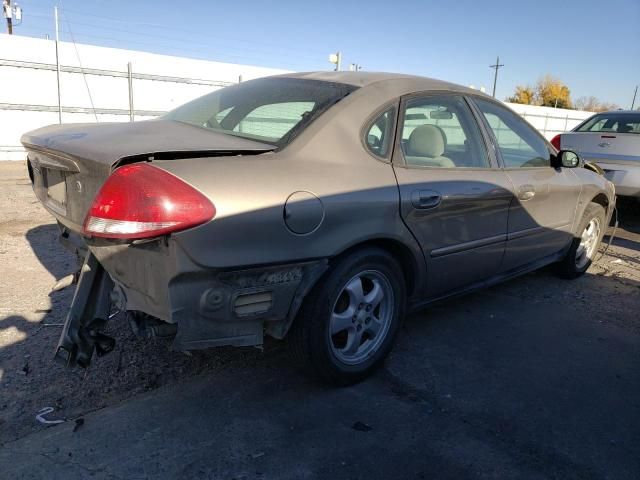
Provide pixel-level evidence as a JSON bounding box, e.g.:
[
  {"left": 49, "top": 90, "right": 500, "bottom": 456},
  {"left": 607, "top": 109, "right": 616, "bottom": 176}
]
[
  {"left": 505, "top": 103, "right": 593, "bottom": 139},
  {"left": 1, "top": 34, "right": 596, "bottom": 161}
]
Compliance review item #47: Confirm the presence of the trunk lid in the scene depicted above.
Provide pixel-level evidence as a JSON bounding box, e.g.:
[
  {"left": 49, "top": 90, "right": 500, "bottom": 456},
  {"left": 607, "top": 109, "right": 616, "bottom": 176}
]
[{"left": 22, "top": 120, "right": 275, "bottom": 232}]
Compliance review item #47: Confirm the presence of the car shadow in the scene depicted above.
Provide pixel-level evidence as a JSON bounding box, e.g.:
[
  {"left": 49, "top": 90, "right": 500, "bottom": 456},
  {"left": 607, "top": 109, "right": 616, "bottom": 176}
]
[
  {"left": 25, "top": 224, "right": 79, "bottom": 287},
  {"left": 603, "top": 198, "right": 640, "bottom": 265}
]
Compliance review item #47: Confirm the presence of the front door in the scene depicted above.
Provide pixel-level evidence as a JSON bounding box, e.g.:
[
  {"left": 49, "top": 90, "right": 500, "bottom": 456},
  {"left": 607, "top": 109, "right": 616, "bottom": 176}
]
[
  {"left": 392, "top": 94, "right": 513, "bottom": 299},
  {"left": 471, "top": 97, "right": 582, "bottom": 272}
]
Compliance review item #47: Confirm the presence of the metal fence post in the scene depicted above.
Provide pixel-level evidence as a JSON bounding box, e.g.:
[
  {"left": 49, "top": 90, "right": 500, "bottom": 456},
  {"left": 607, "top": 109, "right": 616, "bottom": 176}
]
[
  {"left": 564, "top": 114, "right": 569, "bottom": 132},
  {"left": 543, "top": 114, "right": 549, "bottom": 136},
  {"left": 127, "top": 62, "right": 134, "bottom": 122}
]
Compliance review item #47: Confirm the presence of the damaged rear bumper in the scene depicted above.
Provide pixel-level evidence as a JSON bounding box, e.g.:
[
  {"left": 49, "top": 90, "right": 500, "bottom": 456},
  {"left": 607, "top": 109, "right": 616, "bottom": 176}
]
[
  {"left": 55, "top": 253, "right": 115, "bottom": 367},
  {"left": 167, "top": 260, "right": 328, "bottom": 351},
  {"left": 56, "top": 239, "right": 328, "bottom": 368}
]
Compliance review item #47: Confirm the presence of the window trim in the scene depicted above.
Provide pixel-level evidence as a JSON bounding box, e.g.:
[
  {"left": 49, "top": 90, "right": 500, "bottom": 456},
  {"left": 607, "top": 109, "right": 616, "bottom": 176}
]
[
  {"left": 360, "top": 100, "right": 400, "bottom": 163},
  {"left": 467, "top": 95, "right": 555, "bottom": 170},
  {"left": 392, "top": 90, "right": 499, "bottom": 170}
]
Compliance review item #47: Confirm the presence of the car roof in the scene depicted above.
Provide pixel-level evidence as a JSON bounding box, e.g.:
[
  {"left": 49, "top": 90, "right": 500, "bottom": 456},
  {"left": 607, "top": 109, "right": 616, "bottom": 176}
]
[
  {"left": 276, "top": 71, "right": 487, "bottom": 98},
  {"left": 592, "top": 110, "right": 640, "bottom": 115}
]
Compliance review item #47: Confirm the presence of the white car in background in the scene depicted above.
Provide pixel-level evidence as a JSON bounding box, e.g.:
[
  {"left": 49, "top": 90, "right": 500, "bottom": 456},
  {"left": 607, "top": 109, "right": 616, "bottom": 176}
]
[{"left": 552, "top": 111, "right": 640, "bottom": 199}]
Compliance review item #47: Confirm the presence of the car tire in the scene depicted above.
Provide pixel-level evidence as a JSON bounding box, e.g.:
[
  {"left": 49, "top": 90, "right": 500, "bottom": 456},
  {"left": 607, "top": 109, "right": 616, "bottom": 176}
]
[
  {"left": 288, "top": 247, "right": 406, "bottom": 386},
  {"left": 556, "top": 202, "right": 606, "bottom": 279}
]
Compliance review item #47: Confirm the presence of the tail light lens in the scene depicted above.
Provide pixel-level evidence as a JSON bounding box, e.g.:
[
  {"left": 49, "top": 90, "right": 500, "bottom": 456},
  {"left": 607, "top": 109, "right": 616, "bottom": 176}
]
[
  {"left": 550, "top": 134, "right": 561, "bottom": 151},
  {"left": 83, "top": 163, "right": 215, "bottom": 239}
]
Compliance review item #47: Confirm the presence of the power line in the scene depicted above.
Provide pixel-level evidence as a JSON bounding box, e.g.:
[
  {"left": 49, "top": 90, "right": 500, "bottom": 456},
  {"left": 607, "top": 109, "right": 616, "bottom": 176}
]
[
  {"left": 60, "top": 8, "right": 98, "bottom": 122},
  {"left": 20, "top": 7, "right": 328, "bottom": 63},
  {"left": 14, "top": 26, "right": 320, "bottom": 71}
]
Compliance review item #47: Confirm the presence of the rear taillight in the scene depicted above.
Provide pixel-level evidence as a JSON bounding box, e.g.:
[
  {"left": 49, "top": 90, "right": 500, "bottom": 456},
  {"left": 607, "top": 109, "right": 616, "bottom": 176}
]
[
  {"left": 550, "top": 134, "right": 561, "bottom": 150},
  {"left": 83, "top": 163, "right": 215, "bottom": 239}
]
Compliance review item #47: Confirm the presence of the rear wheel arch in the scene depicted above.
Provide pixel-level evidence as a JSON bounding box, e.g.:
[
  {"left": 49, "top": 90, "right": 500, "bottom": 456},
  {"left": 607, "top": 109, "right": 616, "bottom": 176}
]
[{"left": 330, "top": 238, "right": 421, "bottom": 299}]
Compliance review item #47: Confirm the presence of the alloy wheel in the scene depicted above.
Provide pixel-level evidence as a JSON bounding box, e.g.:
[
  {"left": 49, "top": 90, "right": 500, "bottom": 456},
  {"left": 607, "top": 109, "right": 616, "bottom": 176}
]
[
  {"left": 575, "top": 217, "right": 601, "bottom": 269},
  {"left": 328, "top": 270, "right": 394, "bottom": 365}
]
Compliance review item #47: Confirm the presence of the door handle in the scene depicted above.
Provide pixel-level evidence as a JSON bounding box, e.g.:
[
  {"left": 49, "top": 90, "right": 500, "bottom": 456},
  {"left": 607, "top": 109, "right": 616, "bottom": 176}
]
[
  {"left": 411, "top": 190, "right": 441, "bottom": 209},
  {"left": 517, "top": 184, "right": 536, "bottom": 201}
]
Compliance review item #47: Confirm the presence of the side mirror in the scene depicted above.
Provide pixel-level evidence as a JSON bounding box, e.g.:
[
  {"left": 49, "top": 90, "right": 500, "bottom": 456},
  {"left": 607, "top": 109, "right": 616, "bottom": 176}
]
[{"left": 555, "top": 150, "right": 581, "bottom": 168}]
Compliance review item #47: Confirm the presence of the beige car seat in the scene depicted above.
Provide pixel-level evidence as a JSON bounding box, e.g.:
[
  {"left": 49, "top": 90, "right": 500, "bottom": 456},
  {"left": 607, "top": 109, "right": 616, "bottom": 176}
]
[{"left": 405, "top": 125, "right": 455, "bottom": 168}]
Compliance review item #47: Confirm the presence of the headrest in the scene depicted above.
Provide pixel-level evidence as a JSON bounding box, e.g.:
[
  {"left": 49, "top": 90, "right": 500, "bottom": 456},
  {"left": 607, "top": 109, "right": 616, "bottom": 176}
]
[{"left": 408, "top": 125, "right": 446, "bottom": 158}]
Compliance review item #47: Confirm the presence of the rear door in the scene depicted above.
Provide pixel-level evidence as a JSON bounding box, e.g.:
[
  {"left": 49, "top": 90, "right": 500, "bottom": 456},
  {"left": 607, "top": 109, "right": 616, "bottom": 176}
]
[
  {"left": 392, "top": 93, "right": 513, "bottom": 299},
  {"left": 471, "top": 97, "right": 581, "bottom": 272}
]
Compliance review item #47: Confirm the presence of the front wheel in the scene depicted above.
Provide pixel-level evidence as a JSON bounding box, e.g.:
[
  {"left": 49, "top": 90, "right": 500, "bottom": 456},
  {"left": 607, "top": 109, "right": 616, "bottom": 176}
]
[
  {"left": 556, "top": 202, "right": 606, "bottom": 278},
  {"left": 288, "top": 247, "right": 406, "bottom": 386}
]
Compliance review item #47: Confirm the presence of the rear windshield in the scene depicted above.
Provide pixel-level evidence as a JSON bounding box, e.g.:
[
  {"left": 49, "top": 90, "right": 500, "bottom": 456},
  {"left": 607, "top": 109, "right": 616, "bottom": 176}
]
[
  {"left": 576, "top": 113, "right": 640, "bottom": 134},
  {"left": 163, "top": 77, "right": 357, "bottom": 147}
]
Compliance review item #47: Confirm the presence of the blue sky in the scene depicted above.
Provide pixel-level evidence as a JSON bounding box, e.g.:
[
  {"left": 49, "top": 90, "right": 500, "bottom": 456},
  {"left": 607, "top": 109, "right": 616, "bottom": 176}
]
[{"left": 11, "top": 0, "right": 640, "bottom": 107}]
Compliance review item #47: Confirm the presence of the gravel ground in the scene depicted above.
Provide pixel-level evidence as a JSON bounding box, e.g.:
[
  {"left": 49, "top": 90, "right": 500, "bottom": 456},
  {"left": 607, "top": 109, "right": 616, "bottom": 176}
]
[
  {"left": 0, "top": 162, "right": 274, "bottom": 444},
  {"left": 1, "top": 160, "right": 639, "bottom": 449}
]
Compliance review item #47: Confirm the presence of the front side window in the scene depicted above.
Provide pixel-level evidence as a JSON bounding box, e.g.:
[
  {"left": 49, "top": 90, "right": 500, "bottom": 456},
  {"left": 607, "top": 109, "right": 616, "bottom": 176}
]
[
  {"left": 365, "top": 108, "right": 395, "bottom": 158},
  {"left": 474, "top": 98, "right": 550, "bottom": 168},
  {"left": 577, "top": 113, "right": 640, "bottom": 134},
  {"left": 164, "top": 77, "right": 357, "bottom": 147},
  {"left": 400, "top": 95, "right": 489, "bottom": 168}
]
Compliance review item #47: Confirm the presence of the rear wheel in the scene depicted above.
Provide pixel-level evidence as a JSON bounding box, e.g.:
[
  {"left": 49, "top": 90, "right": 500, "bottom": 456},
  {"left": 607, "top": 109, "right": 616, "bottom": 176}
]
[
  {"left": 288, "top": 247, "right": 405, "bottom": 386},
  {"left": 556, "top": 202, "right": 606, "bottom": 278}
]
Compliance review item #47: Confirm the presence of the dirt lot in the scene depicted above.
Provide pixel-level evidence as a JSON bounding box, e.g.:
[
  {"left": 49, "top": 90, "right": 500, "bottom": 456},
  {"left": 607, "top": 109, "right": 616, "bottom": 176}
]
[{"left": 1, "top": 161, "right": 639, "bottom": 479}]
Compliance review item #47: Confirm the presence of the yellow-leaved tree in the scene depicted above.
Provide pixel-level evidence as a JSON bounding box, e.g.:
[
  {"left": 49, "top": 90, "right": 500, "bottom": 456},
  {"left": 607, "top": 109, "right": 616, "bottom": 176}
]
[
  {"left": 536, "top": 75, "right": 572, "bottom": 108},
  {"left": 507, "top": 85, "right": 536, "bottom": 104}
]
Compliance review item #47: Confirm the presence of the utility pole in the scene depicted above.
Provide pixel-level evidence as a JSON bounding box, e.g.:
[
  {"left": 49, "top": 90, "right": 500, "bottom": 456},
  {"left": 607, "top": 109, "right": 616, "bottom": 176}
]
[
  {"left": 54, "top": 6, "right": 62, "bottom": 123},
  {"left": 632, "top": 85, "right": 638, "bottom": 110},
  {"left": 489, "top": 56, "right": 504, "bottom": 98},
  {"left": 3, "top": 0, "right": 12, "bottom": 34},
  {"left": 349, "top": 63, "right": 362, "bottom": 71}
]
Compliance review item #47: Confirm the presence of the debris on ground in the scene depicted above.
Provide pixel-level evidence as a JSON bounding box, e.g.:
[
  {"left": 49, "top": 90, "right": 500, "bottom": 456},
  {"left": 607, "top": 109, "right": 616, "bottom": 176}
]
[
  {"left": 73, "top": 418, "right": 84, "bottom": 432},
  {"left": 35, "top": 407, "right": 65, "bottom": 425},
  {"left": 351, "top": 421, "right": 373, "bottom": 432}
]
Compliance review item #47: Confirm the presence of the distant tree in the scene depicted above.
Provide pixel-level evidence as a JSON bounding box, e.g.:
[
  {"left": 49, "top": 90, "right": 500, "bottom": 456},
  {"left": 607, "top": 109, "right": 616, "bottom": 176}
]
[
  {"left": 574, "top": 96, "right": 599, "bottom": 111},
  {"left": 507, "top": 85, "right": 536, "bottom": 104},
  {"left": 574, "top": 96, "right": 619, "bottom": 112},
  {"left": 536, "top": 75, "right": 572, "bottom": 108}
]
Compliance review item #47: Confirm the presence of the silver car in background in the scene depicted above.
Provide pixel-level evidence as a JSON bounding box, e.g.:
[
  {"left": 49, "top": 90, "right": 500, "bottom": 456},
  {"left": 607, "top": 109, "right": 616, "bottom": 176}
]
[{"left": 553, "top": 111, "right": 640, "bottom": 198}]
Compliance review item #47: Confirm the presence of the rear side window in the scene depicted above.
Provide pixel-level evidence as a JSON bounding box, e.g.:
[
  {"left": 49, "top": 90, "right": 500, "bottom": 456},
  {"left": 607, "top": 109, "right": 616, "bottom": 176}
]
[
  {"left": 365, "top": 108, "right": 395, "bottom": 158},
  {"left": 577, "top": 113, "right": 640, "bottom": 134},
  {"left": 474, "top": 98, "right": 550, "bottom": 168}
]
